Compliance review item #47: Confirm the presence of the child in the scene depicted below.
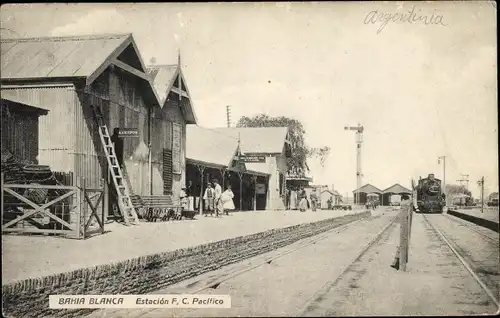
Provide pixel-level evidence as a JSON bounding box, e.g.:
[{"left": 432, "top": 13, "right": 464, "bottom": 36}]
[
  {"left": 203, "top": 183, "right": 215, "bottom": 216},
  {"left": 221, "top": 185, "right": 235, "bottom": 215}
]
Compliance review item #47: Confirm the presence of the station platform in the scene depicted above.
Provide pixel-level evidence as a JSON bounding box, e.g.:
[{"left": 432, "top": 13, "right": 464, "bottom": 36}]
[
  {"left": 2, "top": 208, "right": 366, "bottom": 285},
  {"left": 449, "top": 207, "right": 499, "bottom": 224}
]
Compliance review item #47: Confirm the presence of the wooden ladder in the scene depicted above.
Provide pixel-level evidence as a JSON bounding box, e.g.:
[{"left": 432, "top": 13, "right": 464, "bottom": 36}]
[{"left": 91, "top": 105, "right": 139, "bottom": 225}]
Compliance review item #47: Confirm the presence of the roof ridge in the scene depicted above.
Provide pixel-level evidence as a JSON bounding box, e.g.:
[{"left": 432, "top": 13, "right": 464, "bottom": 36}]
[{"left": 1, "top": 33, "right": 131, "bottom": 43}]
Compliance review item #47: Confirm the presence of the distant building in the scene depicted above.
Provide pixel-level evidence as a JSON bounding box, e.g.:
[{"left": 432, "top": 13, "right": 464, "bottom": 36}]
[{"left": 211, "top": 127, "right": 292, "bottom": 210}]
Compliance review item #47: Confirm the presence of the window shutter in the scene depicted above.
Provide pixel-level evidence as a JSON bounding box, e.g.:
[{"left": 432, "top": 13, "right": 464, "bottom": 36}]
[{"left": 163, "top": 148, "right": 173, "bottom": 194}]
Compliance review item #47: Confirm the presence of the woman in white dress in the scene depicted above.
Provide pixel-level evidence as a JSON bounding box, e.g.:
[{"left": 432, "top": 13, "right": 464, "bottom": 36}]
[{"left": 221, "top": 185, "right": 235, "bottom": 215}]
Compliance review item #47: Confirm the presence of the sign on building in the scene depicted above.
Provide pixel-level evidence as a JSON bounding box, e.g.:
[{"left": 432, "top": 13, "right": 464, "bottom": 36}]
[
  {"left": 172, "top": 122, "right": 182, "bottom": 174},
  {"left": 239, "top": 154, "right": 266, "bottom": 163},
  {"left": 118, "top": 128, "right": 139, "bottom": 138}
]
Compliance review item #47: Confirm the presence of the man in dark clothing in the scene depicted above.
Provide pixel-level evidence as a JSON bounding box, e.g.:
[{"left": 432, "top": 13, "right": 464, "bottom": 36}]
[{"left": 110, "top": 128, "right": 124, "bottom": 168}]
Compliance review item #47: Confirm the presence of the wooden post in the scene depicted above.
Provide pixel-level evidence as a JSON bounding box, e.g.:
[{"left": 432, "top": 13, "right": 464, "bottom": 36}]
[
  {"left": 101, "top": 178, "right": 106, "bottom": 234},
  {"left": 82, "top": 177, "right": 87, "bottom": 239},
  {"left": 198, "top": 165, "right": 205, "bottom": 215},
  {"left": 1, "top": 173, "right": 4, "bottom": 229},
  {"left": 75, "top": 176, "right": 81, "bottom": 239},
  {"left": 238, "top": 172, "right": 243, "bottom": 211},
  {"left": 399, "top": 202, "right": 410, "bottom": 271},
  {"left": 252, "top": 175, "right": 257, "bottom": 211}
]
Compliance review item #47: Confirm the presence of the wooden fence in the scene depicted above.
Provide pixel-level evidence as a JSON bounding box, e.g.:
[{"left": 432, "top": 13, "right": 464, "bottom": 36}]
[{"left": 1, "top": 173, "right": 107, "bottom": 239}]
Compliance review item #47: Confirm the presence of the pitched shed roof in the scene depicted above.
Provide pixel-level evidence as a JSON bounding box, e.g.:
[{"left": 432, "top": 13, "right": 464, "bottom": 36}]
[
  {"left": 1, "top": 34, "right": 129, "bottom": 80},
  {"left": 212, "top": 127, "right": 290, "bottom": 155},
  {"left": 186, "top": 125, "right": 239, "bottom": 168},
  {"left": 147, "top": 64, "right": 197, "bottom": 124},
  {"left": 382, "top": 183, "right": 412, "bottom": 194},
  {"left": 353, "top": 184, "right": 383, "bottom": 194},
  {"left": 1, "top": 98, "right": 49, "bottom": 116},
  {"left": 1, "top": 33, "right": 160, "bottom": 108}
]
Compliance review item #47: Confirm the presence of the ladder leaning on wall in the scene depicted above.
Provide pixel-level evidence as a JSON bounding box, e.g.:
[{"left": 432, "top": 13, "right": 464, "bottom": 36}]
[{"left": 91, "top": 105, "right": 139, "bottom": 225}]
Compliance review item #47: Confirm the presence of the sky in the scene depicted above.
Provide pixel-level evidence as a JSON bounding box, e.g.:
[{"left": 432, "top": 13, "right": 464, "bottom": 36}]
[{"left": 1, "top": 2, "right": 498, "bottom": 198}]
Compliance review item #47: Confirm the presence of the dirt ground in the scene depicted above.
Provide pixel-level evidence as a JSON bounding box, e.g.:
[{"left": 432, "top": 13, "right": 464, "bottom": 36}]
[{"left": 2, "top": 208, "right": 364, "bottom": 284}]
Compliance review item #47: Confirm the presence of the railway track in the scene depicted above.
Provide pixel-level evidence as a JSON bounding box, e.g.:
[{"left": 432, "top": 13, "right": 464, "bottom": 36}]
[
  {"left": 443, "top": 213, "right": 499, "bottom": 247},
  {"left": 88, "top": 210, "right": 398, "bottom": 317},
  {"left": 422, "top": 214, "right": 500, "bottom": 309}
]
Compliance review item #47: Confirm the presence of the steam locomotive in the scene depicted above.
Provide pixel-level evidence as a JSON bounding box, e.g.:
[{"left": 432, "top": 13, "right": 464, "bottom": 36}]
[{"left": 415, "top": 173, "right": 445, "bottom": 213}]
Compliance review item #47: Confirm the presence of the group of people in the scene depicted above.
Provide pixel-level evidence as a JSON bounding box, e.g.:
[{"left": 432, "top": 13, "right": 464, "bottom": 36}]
[
  {"left": 202, "top": 179, "right": 235, "bottom": 217},
  {"left": 287, "top": 187, "right": 319, "bottom": 212}
]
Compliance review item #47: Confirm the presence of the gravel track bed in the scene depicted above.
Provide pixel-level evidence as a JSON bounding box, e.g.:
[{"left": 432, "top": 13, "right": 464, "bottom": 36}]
[
  {"left": 300, "top": 213, "right": 499, "bottom": 316},
  {"left": 426, "top": 214, "right": 500, "bottom": 302}
]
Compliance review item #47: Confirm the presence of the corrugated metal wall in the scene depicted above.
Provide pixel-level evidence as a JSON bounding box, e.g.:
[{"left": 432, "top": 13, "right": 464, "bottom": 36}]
[
  {"left": 75, "top": 72, "right": 110, "bottom": 189},
  {"left": 1, "top": 104, "right": 39, "bottom": 163},
  {"left": 1, "top": 85, "right": 76, "bottom": 173}
]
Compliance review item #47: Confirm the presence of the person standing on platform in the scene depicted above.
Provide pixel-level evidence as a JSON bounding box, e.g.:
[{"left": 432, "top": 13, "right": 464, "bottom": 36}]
[
  {"left": 186, "top": 180, "right": 194, "bottom": 211},
  {"left": 221, "top": 185, "right": 235, "bottom": 215},
  {"left": 213, "top": 179, "right": 223, "bottom": 217},
  {"left": 298, "top": 188, "right": 308, "bottom": 212},
  {"left": 310, "top": 189, "right": 318, "bottom": 212},
  {"left": 203, "top": 183, "right": 215, "bottom": 216}
]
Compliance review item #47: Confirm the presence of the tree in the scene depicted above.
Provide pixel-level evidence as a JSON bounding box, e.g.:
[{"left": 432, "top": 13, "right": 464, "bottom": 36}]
[
  {"left": 445, "top": 184, "right": 472, "bottom": 198},
  {"left": 236, "top": 114, "right": 330, "bottom": 177}
]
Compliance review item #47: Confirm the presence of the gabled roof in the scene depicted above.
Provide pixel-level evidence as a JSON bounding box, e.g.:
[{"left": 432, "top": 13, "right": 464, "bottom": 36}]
[
  {"left": 1, "top": 34, "right": 129, "bottom": 80},
  {"left": 212, "top": 127, "right": 290, "bottom": 155},
  {"left": 353, "top": 184, "right": 383, "bottom": 194},
  {"left": 382, "top": 183, "right": 412, "bottom": 194},
  {"left": 147, "top": 63, "right": 198, "bottom": 124},
  {"left": 186, "top": 125, "right": 239, "bottom": 168},
  {"left": 1, "top": 33, "right": 160, "bottom": 108},
  {"left": 321, "top": 189, "right": 334, "bottom": 195}
]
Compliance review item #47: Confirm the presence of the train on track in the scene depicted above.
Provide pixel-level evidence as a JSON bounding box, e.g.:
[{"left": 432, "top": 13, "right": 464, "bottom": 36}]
[{"left": 415, "top": 173, "right": 445, "bottom": 213}]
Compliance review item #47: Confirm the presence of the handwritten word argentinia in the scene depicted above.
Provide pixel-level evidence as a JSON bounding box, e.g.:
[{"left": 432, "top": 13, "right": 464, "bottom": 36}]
[{"left": 364, "top": 6, "right": 446, "bottom": 34}]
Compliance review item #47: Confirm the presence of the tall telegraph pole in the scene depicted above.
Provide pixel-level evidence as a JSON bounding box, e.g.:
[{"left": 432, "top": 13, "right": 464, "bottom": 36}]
[
  {"left": 345, "top": 124, "right": 364, "bottom": 205},
  {"left": 477, "top": 177, "right": 484, "bottom": 213}
]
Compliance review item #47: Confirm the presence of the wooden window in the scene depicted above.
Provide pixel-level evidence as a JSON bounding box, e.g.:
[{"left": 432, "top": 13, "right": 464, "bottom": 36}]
[{"left": 163, "top": 148, "right": 173, "bottom": 194}]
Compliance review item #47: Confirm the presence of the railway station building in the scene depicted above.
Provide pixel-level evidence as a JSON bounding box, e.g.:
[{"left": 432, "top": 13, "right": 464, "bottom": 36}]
[
  {"left": 381, "top": 183, "right": 412, "bottom": 206},
  {"left": 352, "top": 184, "right": 383, "bottom": 205},
  {"left": 210, "top": 127, "right": 292, "bottom": 211},
  {"left": 186, "top": 125, "right": 270, "bottom": 212}
]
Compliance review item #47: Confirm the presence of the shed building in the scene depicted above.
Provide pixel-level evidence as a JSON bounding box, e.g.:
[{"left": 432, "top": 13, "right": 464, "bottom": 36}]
[
  {"left": 381, "top": 183, "right": 412, "bottom": 206},
  {"left": 352, "top": 183, "right": 383, "bottom": 205},
  {"left": 1, "top": 98, "right": 49, "bottom": 164},
  {"left": 1, "top": 34, "right": 192, "bottom": 219}
]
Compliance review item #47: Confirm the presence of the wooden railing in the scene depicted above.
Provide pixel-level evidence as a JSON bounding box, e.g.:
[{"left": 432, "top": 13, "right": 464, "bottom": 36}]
[{"left": 1, "top": 173, "right": 107, "bottom": 239}]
